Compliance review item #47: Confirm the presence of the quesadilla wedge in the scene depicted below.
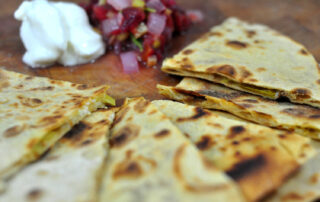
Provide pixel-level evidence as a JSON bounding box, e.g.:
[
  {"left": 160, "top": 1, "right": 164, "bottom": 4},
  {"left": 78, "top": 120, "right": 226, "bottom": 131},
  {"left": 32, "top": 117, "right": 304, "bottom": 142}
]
[
  {"left": 152, "top": 100, "right": 315, "bottom": 201},
  {"left": 265, "top": 140, "right": 320, "bottom": 202},
  {"left": 0, "top": 108, "right": 115, "bottom": 202},
  {"left": 99, "top": 97, "right": 245, "bottom": 202},
  {"left": 0, "top": 68, "right": 114, "bottom": 180},
  {"left": 162, "top": 17, "right": 320, "bottom": 108},
  {"left": 158, "top": 77, "right": 320, "bottom": 139}
]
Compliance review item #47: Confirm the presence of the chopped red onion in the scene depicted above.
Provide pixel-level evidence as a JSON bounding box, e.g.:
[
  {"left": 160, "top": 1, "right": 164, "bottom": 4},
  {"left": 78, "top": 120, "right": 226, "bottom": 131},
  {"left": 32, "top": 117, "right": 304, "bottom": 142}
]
[
  {"left": 147, "top": 13, "right": 166, "bottom": 36},
  {"left": 116, "top": 12, "right": 124, "bottom": 25},
  {"left": 186, "top": 9, "right": 204, "bottom": 23},
  {"left": 101, "top": 13, "right": 124, "bottom": 36},
  {"left": 108, "top": 0, "right": 132, "bottom": 11},
  {"left": 146, "top": 0, "right": 166, "bottom": 12},
  {"left": 120, "top": 51, "right": 140, "bottom": 73}
]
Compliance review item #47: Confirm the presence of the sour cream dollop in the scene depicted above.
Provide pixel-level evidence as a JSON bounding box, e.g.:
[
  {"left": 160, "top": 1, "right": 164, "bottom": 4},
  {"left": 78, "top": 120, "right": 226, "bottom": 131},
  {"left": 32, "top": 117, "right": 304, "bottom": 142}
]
[{"left": 14, "top": 0, "right": 105, "bottom": 68}]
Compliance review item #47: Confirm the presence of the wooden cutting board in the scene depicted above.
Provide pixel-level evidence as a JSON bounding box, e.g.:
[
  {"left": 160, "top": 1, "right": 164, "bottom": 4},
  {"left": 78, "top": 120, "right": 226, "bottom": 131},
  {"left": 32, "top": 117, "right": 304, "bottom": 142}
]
[{"left": 1, "top": 0, "right": 320, "bottom": 105}]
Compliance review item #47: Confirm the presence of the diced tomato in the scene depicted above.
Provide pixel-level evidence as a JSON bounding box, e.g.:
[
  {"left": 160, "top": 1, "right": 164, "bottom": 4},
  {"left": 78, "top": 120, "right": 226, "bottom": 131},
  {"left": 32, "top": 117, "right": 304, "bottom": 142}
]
[{"left": 81, "top": 0, "right": 193, "bottom": 68}]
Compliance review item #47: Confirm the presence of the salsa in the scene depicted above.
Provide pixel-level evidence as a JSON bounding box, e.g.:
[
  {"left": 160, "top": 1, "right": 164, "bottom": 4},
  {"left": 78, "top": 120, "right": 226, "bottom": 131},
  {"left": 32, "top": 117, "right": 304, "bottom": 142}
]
[{"left": 81, "top": 0, "right": 193, "bottom": 69}]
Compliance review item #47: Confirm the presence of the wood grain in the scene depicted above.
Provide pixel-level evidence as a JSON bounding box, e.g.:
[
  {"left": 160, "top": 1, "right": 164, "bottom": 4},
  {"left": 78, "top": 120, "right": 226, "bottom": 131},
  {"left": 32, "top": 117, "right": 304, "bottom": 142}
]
[{"left": 1, "top": 0, "right": 319, "bottom": 105}]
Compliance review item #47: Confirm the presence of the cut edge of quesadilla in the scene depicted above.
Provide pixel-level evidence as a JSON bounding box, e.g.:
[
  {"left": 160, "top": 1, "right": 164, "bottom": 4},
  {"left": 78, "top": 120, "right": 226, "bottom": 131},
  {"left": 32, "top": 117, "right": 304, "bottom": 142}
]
[
  {"left": 162, "top": 66, "right": 280, "bottom": 99},
  {"left": 157, "top": 84, "right": 320, "bottom": 140}
]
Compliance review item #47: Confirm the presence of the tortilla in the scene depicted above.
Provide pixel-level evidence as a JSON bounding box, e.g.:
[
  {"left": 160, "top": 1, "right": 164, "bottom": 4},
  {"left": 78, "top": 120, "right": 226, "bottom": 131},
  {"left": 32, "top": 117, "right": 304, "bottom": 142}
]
[
  {"left": 0, "top": 68, "right": 114, "bottom": 180},
  {"left": 161, "top": 17, "right": 320, "bottom": 108},
  {"left": 0, "top": 108, "right": 115, "bottom": 202},
  {"left": 152, "top": 100, "right": 315, "bottom": 201},
  {"left": 158, "top": 77, "right": 320, "bottom": 139},
  {"left": 265, "top": 140, "right": 320, "bottom": 202},
  {"left": 99, "top": 97, "right": 245, "bottom": 202}
]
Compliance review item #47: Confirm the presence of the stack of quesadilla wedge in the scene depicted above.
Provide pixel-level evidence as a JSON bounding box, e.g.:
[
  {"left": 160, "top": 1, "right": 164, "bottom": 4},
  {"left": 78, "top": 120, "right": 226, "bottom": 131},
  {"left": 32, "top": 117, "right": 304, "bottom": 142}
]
[
  {"left": 99, "top": 97, "right": 245, "bottom": 202},
  {"left": 0, "top": 68, "right": 114, "bottom": 181},
  {"left": 0, "top": 108, "right": 115, "bottom": 202},
  {"left": 158, "top": 16, "right": 320, "bottom": 201},
  {"left": 152, "top": 100, "right": 315, "bottom": 201},
  {"left": 159, "top": 17, "right": 320, "bottom": 141},
  {"left": 161, "top": 17, "right": 320, "bottom": 108},
  {"left": 158, "top": 77, "right": 320, "bottom": 139}
]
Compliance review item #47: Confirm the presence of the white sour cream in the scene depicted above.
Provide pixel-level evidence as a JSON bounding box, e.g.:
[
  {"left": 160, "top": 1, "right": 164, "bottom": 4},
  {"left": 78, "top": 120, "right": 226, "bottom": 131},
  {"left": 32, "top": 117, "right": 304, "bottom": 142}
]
[{"left": 14, "top": 0, "right": 105, "bottom": 68}]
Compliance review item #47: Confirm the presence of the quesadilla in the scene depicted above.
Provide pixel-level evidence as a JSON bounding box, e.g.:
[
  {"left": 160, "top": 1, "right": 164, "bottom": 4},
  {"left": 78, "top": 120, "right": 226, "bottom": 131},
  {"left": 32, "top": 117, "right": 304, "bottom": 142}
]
[
  {"left": 158, "top": 77, "right": 320, "bottom": 139},
  {"left": 99, "top": 97, "right": 245, "bottom": 202},
  {"left": 265, "top": 140, "right": 320, "bottom": 202},
  {"left": 0, "top": 108, "right": 115, "bottom": 202},
  {"left": 0, "top": 68, "right": 114, "bottom": 180},
  {"left": 152, "top": 100, "right": 315, "bottom": 201},
  {"left": 161, "top": 17, "right": 320, "bottom": 108}
]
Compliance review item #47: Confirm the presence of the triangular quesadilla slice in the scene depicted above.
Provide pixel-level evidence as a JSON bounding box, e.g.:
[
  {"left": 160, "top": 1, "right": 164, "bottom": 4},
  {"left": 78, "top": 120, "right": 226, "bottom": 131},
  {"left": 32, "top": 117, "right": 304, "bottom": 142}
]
[
  {"left": 162, "top": 17, "right": 320, "bottom": 108},
  {"left": 158, "top": 77, "right": 320, "bottom": 139},
  {"left": 0, "top": 108, "right": 116, "bottom": 202},
  {"left": 99, "top": 97, "right": 245, "bottom": 202},
  {"left": 0, "top": 68, "right": 114, "bottom": 180},
  {"left": 265, "top": 140, "right": 320, "bottom": 202},
  {"left": 152, "top": 100, "right": 315, "bottom": 201}
]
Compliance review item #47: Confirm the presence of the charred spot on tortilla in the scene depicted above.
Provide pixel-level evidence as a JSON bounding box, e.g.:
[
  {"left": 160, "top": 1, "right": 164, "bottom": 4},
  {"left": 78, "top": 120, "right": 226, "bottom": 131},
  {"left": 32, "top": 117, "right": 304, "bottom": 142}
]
[
  {"left": 182, "top": 49, "right": 194, "bottom": 55},
  {"left": 281, "top": 107, "right": 320, "bottom": 119},
  {"left": 299, "top": 49, "right": 309, "bottom": 55},
  {"left": 134, "top": 99, "right": 150, "bottom": 113},
  {"left": 110, "top": 124, "right": 140, "bottom": 148},
  {"left": 154, "top": 129, "right": 170, "bottom": 138},
  {"left": 197, "top": 89, "right": 243, "bottom": 101},
  {"left": 248, "top": 78, "right": 258, "bottom": 82},
  {"left": 226, "top": 40, "right": 248, "bottom": 49},
  {"left": 173, "top": 144, "right": 186, "bottom": 180},
  {"left": 113, "top": 106, "right": 130, "bottom": 126},
  {"left": 226, "top": 154, "right": 266, "bottom": 180},
  {"left": 215, "top": 65, "right": 237, "bottom": 78},
  {"left": 182, "top": 64, "right": 194, "bottom": 69},
  {"left": 76, "top": 84, "right": 90, "bottom": 90},
  {"left": 291, "top": 88, "right": 312, "bottom": 99},
  {"left": 3, "top": 125, "right": 26, "bottom": 138},
  {"left": 256, "top": 67, "right": 266, "bottom": 72},
  {"left": 228, "top": 126, "right": 245, "bottom": 138},
  {"left": 196, "top": 135, "right": 215, "bottom": 150},
  {"left": 242, "top": 99, "right": 259, "bottom": 103},
  {"left": 112, "top": 161, "right": 143, "bottom": 180},
  {"left": 210, "top": 31, "right": 223, "bottom": 37},
  {"left": 27, "top": 188, "right": 43, "bottom": 201},
  {"left": 281, "top": 192, "right": 314, "bottom": 201},
  {"left": 64, "top": 122, "right": 88, "bottom": 139},
  {"left": 246, "top": 30, "right": 256, "bottom": 38},
  {"left": 239, "top": 103, "right": 254, "bottom": 108},
  {"left": 177, "top": 107, "right": 210, "bottom": 122},
  {"left": 239, "top": 67, "right": 253, "bottom": 80}
]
